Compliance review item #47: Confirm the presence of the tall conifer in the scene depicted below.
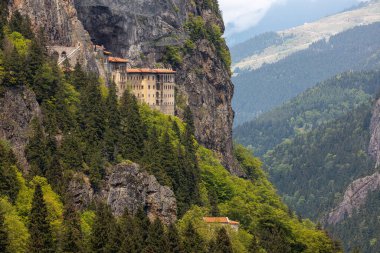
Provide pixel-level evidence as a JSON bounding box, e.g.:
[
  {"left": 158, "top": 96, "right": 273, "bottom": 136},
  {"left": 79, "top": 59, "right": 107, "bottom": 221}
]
[
  {"left": 0, "top": 210, "right": 9, "bottom": 253},
  {"left": 146, "top": 218, "right": 168, "bottom": 252},
  {"left": 183, "top": 223, "right": 205, "bottom": 253},
  {"left": 119, "top": 90, "right": 146, "bottom": 162},
  {"left": 104, "top": 82, "right": 121, "bottom": 162},
  {"left": 28, "top": 184, "right": 55, "bottom": 253},
  {"left": 62, "top": 200, "right": 83, "bottom": 253},
  {"left": 209, "top": 227, "right": 233, "bottom": 253},
  {"left": 168, "top": 223, "right": 182, "bottom": 253},
  {"left": 90, "top": 203, "right": 114, "bottom": 253}
]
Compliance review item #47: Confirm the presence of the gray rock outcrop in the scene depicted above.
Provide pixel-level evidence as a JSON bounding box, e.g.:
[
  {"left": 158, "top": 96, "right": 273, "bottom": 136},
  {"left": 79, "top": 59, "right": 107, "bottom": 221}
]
[
  {"left": 8, "top": 0, "right": 98, "bottom": 71},
  {"left": 327, "top": 172, "right": 380, "bottom": 225},
  {"left": 369, "top": 98, "right": 380, "bottom": 167},
  {"left": 74, "top": 0, "right": 243, "bottom": 176},
  {"left": 0, "top": 87, "right": 41, "bottom": 172},
  {"left": 103, "top": 162, "right": 177, "bottom": 224},
  {"left": 68, "top": 173, "right": 94, "bottom": 211}
]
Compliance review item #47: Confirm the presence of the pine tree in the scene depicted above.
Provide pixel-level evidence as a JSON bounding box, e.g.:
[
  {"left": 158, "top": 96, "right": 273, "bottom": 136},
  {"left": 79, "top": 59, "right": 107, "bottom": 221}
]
[
  {"left": 0, "top": 141, "right": 20, "bottom": 203},
  {"left": 104, "top": 82, "right": 121, "bottom": 162},
  {"left": 119, "top": 89, "right": 146, "bottom": 162},
  {"left": 0, "top": 0, "right": 8, "bottom": 43},
  {"left": 135, "top": 208, "right": 150, "bottom": 242},
  {"left": 248, "top": 235, "right": 260, "bottom": 253},
  {"left": 26, "top": 119, "right": 49, "bottom": 177},
  {"left": 167, "top": 223, "right": 182, "bottom": 253},
  {"left": 209, "top": 227, "right": 233, "bottom": 253},
  {"left": 90, "top": 203, "right": 114, "bottom": 253},
  {"left": 145, "top": 218, "right": 168, "bottom": 252},
  {"left": 119, "top": 211, "right": 144, "bottom": 253},
  {"left": 183, "top": 222, "right": 205, "bottom": 253},
  {"left": 62, "top": 200, "right": 83, "bottom": 253},
  {"left": 28, "top": 184, "right": 55, "bottom": 253},
  {"left": 0, "top": 210, "right": 9, "bottom": 253},
  {"left": 9, "top": 11, "right": 34, "bottom": 39},
  {"left": 3, "top": 48, "right": 28, "bottom": 87}
]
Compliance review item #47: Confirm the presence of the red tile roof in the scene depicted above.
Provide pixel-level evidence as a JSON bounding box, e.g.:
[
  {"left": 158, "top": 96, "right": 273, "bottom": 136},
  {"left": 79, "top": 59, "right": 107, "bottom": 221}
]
[
  {"left": 203, "top": 217, "right": 240, "bottom": 225},
  {"left": 127, "top": 68, "right": 176, "bottom": 74},
  {"left": 108, "top": 57, "right": 128, "bottom": 63},
  {"left": 203, "top": 217, "right": 229, "bottom": 223}
]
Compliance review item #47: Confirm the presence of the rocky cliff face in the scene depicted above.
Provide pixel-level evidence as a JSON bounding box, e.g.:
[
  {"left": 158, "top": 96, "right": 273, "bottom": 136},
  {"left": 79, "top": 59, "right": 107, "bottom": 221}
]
[
  {"left": 369, "top": 98, "right": 380, "bottom": 167},
  {"left": 328, "top": 98, "right": 380, "bottom": 225},
  {"left": 69, "top": 163, "right": 177, "bottom": 224},
  {"left": 102, "top": 163, "right": 177, "bottom": 224},
  {"left": 327, "top": 172, "right": 380, "bottom": 225},
  {"left": 0, "top": 87, "right": 41, "bottom": 173},
  {"left": 74, "top": 0, "right": 242, "bottom": 176},
  {"left": 8, "top": 0, "right": 98, "bottom": 71}
]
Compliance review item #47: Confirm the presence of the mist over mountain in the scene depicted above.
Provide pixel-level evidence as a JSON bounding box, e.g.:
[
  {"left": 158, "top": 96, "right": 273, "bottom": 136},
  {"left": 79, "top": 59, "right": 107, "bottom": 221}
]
[{"left": 223, "top": 0, "right": 366, "bottom": 46}]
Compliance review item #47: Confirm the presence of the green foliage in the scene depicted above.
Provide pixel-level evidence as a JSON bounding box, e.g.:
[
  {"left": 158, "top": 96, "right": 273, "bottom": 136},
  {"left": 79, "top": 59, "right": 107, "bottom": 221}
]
[
  {"left": 0, "top": 197, "right": 29, "bottom": 253},
  {"left": 28, "top": 184, "right": 55, "bottom": 253},
  {"left": 9, "top": 11, "right": 34, "bottom": 40},
  {"left": 235, "top": 70, "right": 380, "bottom": 156},
  {"left": 209, "top": 227, "right": 233, "bottom": 253},
  {"left": 265, "top": 103, "right": 374, "bottom": 221},
  {"left": 119, "top": 89, "right": 146, "bottom": 162},
  {"left": 164, "top": 46, "right": 183, "bottom": 68},
  {"left": 62, "top": 201, "right": 84, "bottom": 253},
  {"left": 145, "top": 218, "right": 169, "bottom": 252},
  {"left": 90, "top": 203, "right": 115, "bottom": 253},
  {"left": 0, "top": 140, "right": 20, "bottom": 202},
  {"left": 0, "top": 209, "right": 9, "bottom": 253},
  {"left": 184, "top": 14, "right": 231, "bottom": 70}
]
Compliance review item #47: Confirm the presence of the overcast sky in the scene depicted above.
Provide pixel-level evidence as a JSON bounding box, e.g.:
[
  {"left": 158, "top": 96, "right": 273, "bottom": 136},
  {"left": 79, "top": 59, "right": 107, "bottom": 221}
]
[{"left": 219, "top": 0, "right": 370, "bottom": 36}]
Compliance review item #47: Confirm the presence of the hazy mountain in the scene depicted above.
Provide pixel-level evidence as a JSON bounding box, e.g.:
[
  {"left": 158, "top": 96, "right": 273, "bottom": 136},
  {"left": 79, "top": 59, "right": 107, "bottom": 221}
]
[
  {"left": 231, "top": 1, "right": 380, "bottom": 125},
  {"left": 225, "top": 0, "right": 365, "bottom": 46}
]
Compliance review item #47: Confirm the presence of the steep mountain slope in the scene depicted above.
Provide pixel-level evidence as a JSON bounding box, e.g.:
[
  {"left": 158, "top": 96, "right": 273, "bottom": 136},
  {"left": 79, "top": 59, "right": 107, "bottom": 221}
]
[
  {"left": 232, "top": 0, "right": 380, "bottom": 71},
  {"left": 234, "top": 71, "right": 380, "bottom": 156},
  {"left": 74, "top": 0, "right": 241, "bottom": 175},
  {"left": 232, "top": 22, "right": 380, "bottom": 125},
  {"left": 235, "top": 70, "right": 380, "bottom": 251},
  {"left": 0, "top": 1, "right": 339, "bottom": 252}
]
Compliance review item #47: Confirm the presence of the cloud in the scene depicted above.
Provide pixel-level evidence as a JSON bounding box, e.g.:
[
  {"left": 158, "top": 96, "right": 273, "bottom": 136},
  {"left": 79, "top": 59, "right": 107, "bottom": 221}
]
[
  {"left": 219, "top": 0, "right": 286, "bottom": 35},
  {"left": 219, "top": 0, "right": 370, "bottom": 36}
]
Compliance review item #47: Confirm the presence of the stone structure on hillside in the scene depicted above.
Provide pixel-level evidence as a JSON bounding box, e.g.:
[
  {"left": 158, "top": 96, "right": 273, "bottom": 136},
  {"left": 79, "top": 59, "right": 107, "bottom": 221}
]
[{"left": 95, "top": 46, "right": 176, "bottom": 116}]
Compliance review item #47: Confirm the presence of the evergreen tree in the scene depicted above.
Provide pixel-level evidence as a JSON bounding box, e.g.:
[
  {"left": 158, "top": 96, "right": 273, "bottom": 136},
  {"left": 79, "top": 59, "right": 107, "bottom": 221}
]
[
  {"left": 119, "top": 89, "right": 146, "bottom": 162},
  {"left": 0, "top": 210, "right": 9, "bottom": 253},
  {"left": 25, "top": 118, "right": 49, "bottom": 177},
  {"left": 90, "top": 203, "right": 114, "bottom": 253},
  {"left": 119, "top": 211, "right": 144, "bottom": 253},
  {"left": 208, "top": 189, "right": 220, "bottom": 216},
  {"left": 3, "top": 48, "right": 27, "bottom": 87},
  {"left": 28, "top": 184, "right": 55, "bottom": 253},
  {"left": 0, "top": 141, "right": 20, "bottom": 202},
  {"left": 62, "top": 200, "right": 83, "bottom": 253},
  {"left": 9, "top": 11, "right": 34, "bottom": 39},
  {"left": 104, "top": 82, "right": 121, "bottom": 162},
  {"left": 0, "top": 0, "right": 8, "bottom": 43},
  {"left": 71, "top": 62, "right": 88, "bottom": 91},
  {"left": 183, "top": 106, "right": 195, "bottom": 135},
  {"left": 183, "top": 222, "right": 205, "bottom": 253},
  {"left": 145, "top": 218, "right": 168, "bottom": 252},
  {"left": 248, "top": 235, "right": 260, "bottom": 253},
  {"left": 60, "top": 130, "right": 83, "bottom": 172},
  {"left": 167, "top": 223, "right": 182, "bottom": 253},
  {"left": 209, "top": 227, "right": 233, "bottom": 253},
  {"left": 79, "top": 74, "right": 106, "bottom": 187}
]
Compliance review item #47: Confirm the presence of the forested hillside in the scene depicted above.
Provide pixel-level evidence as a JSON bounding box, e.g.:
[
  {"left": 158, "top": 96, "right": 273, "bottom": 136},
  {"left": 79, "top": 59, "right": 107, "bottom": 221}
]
[
  {"left": 233, "top": 22, "right": 380, "bottom": 125},
  {"left": 234, "top": 70, "right": 380, "bottom": 156},
  {"left": 234, "top": 68, "right": 380, "bottom": 251},
  {"left": 0, "top": 7, "right": 338, "bottom": 253}
]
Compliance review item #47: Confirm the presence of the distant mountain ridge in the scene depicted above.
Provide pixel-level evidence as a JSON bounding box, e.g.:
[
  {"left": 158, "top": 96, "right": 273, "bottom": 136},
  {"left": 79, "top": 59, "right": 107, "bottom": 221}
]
[
  {"left": 232, "top": 0, "right": 380, "bottom": 71},
  {"left": 232, "top": 22, "right": 380, "bottom": 125}
]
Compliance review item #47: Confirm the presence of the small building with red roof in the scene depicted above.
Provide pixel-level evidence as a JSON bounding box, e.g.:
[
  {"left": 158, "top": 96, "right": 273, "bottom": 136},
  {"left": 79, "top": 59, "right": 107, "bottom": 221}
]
[{"left": 203, "top": 217, "right": 240, "bottom": 231}]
